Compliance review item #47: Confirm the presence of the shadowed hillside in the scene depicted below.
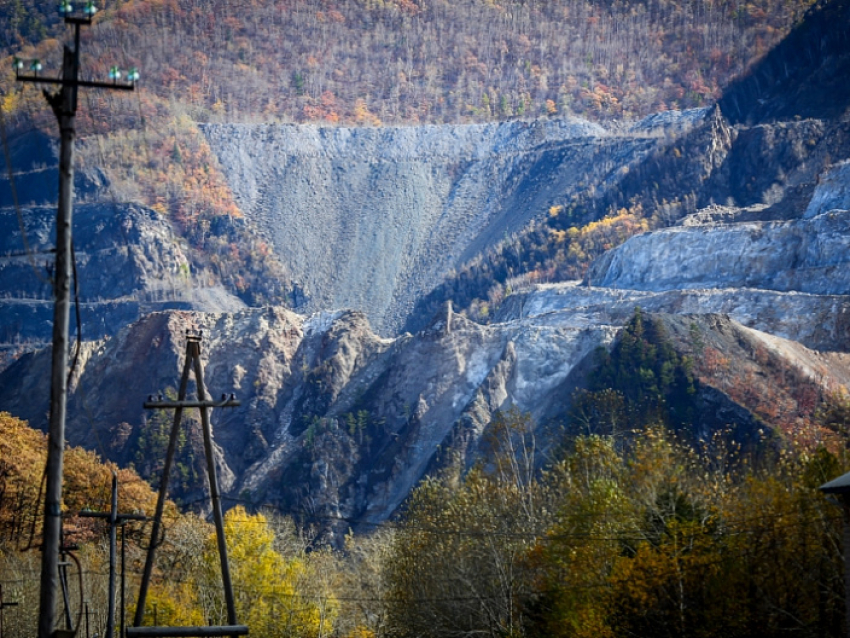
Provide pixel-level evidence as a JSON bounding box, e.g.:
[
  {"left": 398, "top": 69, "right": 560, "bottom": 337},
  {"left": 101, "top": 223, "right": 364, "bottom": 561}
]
[{"left": 719, "top": 0, "right": 850, "bottom": 123}]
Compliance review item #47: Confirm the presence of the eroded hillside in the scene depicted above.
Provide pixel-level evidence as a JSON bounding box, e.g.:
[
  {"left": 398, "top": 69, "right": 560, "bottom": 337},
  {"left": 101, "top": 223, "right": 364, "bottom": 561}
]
[
  {"left": 2, "top": 162, "right": 848, "bottom": 532},
  {"left": 203, "top": 113, "right": 703, "bottom": 333},
  {"left": 0, "top": 131, "right": 247, "bottom": 365}
]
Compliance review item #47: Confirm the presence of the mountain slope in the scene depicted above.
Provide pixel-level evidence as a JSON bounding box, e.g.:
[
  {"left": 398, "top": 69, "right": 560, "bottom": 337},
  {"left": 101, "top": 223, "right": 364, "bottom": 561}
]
[
  {"left": 203, "top": 115, "right": 700, "bottom": 333},
  {"left": 0, "top": 131, "right": 246, "bottom": 365},
  {"left": 2, "top": 167, "right": 848, "bottom": 532},
  {"left": 2, "top": 302, "right": 845, "bottom": 535},
  {"left": 0, "top": 0, "right": 822, "bottom": 333},
  {"left": 718, "top": 0, "right": 850, "bottom": 124}
]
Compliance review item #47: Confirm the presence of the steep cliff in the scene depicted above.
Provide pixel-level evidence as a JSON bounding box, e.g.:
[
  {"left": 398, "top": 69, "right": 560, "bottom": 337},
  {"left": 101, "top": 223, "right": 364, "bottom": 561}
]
[
  {"left": 586, "top": 210, "right": 850, "bottom": 298},
  {"left": 0, "top": 201, "right": 245, "bottom": 358}
]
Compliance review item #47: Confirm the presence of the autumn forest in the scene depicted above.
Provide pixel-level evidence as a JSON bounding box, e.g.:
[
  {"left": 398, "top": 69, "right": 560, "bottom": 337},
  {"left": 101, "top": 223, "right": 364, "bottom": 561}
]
[{"left": 2, "top": 312, "right": 850, "bottom": 636}]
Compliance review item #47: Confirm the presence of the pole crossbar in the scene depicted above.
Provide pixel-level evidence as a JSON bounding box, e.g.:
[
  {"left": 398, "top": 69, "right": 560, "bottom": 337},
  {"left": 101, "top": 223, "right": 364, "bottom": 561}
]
[
  {"left": 63, "top": 16, "right": 93, "bottom": 26},
  {"left": 79, "top": 511, "right": 147, "bottom": 521},
  {"left": 143, "top": 399, "right": 241, "bottom": 409},
  {"left": 15, "top": 74, "right": 136, "bottom": 90}
]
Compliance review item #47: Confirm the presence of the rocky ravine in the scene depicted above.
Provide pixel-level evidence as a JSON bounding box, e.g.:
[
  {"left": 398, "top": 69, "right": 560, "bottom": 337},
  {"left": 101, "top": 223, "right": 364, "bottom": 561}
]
[
  {"left": 2, "top": 168, "right": 848, "bottom": 537},
  {"left": 202, "top": 112, "right": 705, "bottom": 335}
]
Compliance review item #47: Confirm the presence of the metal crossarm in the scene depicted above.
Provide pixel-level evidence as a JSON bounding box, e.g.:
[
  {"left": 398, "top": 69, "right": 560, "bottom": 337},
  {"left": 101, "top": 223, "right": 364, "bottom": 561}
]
[{"left": 143, "top": 399, "right": 241, "bottom": 409}]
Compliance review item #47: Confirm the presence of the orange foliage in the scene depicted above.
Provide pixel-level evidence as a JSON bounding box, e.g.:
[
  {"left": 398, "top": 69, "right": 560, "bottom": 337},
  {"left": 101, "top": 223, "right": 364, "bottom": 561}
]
[{"left": 0, "top": 412, "right": 166, "bottom": 549}]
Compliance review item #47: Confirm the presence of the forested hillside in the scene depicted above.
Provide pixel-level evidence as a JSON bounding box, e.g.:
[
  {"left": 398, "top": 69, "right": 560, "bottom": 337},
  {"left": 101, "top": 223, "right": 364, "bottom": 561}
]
[
  {"left": 2, "top": 0, "right": 814, "bottom": 124},
  {"left": 3, "top": 389, "right": 850, "bottom": 636}
]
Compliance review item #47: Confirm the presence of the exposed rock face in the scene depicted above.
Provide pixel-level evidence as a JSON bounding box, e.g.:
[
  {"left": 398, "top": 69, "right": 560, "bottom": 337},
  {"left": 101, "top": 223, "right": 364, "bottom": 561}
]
[
  {"left": 202, "top": 113, "right": 704, "bottom": 334},
  {"left": 497, "top": 283, "right": 850, "bottom": 354},
  {"left": 570, "top": 190, "right": 850, "bottom": 353},
  {"left": 0, "top": 202, "right": 245, "bottom": 359},
  {"left": 0, "top": 302, "right": 614, "bottom": 522},
  {"left": 586, "top": 209, "right": 850, "bottom": 298},
  {"left": 402, "top": 105, "right": 850, "bottom": 334},
  {"left": 3, "top": 297, "right": 847, "bottom": 538},
  {"left": 0, "top": 131, "right": 246, "bottom": 364},
  {"left": 0, "top": 130, "right": 107, "bottom": 208},
  {"left": 805, "top": 161, "right": 850, "bottom": 218},
  {"left": 6, "top": 155, "right": 850, "bottom": 526}
]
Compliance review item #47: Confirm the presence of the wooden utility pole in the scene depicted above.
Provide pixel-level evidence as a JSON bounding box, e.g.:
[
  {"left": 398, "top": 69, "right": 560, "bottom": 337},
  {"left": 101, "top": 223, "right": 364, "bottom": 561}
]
[
  {"left": 130, "top": 331, "right": 247, "bottom": 638},
  {"left": 79, "top": 473, "right": 147, "bottom": 638},
  {"left": 0, "top": 584, "right": 19, "bottom": 638},
  {"left": 14, "top": 6, "right": 137, "bottom": 637}
]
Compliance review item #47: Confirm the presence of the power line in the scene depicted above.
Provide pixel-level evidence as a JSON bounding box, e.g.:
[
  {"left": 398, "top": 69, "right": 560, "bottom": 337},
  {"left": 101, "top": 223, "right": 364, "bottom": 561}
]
[{"left": 0, "top": 249, "right": 56, "bottom": 259}]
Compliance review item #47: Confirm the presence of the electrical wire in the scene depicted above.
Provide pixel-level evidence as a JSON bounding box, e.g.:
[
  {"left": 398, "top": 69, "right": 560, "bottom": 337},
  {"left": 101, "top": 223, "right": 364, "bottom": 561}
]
[
  {"left": 0, "top": 248, "right": 56, "bottom": 259},
  {"left": 57, "top": 87, "right": 162, "bottom": 466}
]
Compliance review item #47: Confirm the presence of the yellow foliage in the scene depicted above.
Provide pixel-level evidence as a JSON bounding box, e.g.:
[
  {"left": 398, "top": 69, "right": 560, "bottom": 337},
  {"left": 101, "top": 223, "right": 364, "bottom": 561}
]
[
  {"left": 139, "top": 581, "right": 205, "bottom": 627},
  {"left": 205, "top": 506, "right": 337, "bottom": 638},
  {"left": 1, "top": 91, "right": 19, "bottom": 115},
  {"left": 0, "top": 413, "right": 163, "bottom": 547},
  {"left": 533, "top": 428, "right": 846, "bottom": 637},
  {"left": 0, "top": 413, "right": 45, "bottom": 545},
  {"left": 354, "top": 99, "right": 381, "bottom": 126}
]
